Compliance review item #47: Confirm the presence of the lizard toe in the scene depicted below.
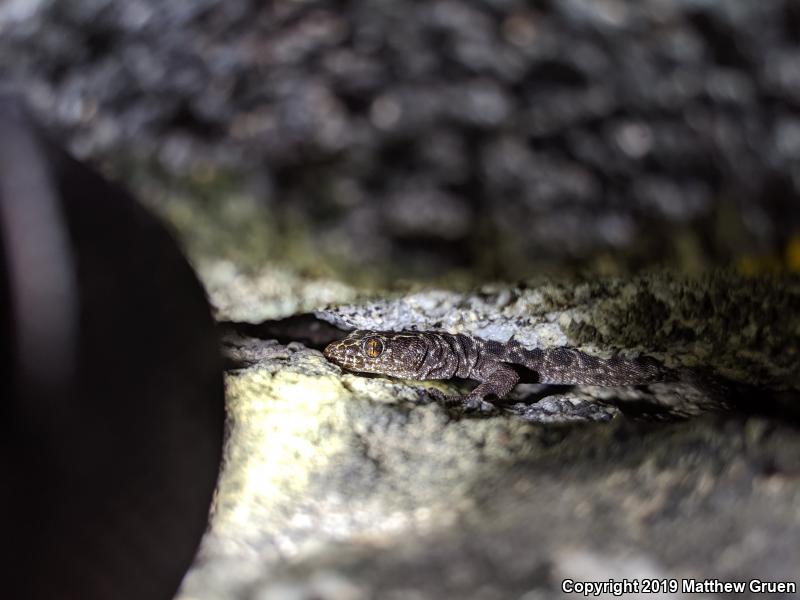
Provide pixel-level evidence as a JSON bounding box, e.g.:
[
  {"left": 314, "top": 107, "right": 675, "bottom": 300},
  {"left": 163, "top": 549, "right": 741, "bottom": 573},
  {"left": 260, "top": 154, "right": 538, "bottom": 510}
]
[{"left": 461, "top": 395, "right": 497, "bottom": 414}]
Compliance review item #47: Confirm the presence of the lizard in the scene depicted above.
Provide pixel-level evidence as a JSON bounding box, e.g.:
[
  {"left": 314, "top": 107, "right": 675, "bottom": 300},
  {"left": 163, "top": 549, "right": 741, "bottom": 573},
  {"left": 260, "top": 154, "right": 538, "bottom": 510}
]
[{"left": 323, "top": 329, "right": 676, "bottom": 412}]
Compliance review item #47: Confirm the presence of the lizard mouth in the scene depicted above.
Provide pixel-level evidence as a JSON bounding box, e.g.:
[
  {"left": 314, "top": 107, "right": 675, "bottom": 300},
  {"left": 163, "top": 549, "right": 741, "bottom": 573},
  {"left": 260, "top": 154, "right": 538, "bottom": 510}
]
[{"left": 322, "top": 342, "right": 342, "bottom": 363}]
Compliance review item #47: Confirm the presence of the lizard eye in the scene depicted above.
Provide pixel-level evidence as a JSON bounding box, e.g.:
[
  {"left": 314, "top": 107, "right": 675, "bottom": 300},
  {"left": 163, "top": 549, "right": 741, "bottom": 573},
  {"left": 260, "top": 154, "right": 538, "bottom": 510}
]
[{"left": 363, "top": 337, "right": 384, "bottom": 358}]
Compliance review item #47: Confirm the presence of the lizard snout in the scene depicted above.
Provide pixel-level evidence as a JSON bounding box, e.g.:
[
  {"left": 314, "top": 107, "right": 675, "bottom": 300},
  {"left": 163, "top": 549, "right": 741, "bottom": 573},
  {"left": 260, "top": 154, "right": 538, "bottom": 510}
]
[
  {"left": 324, "top": 338, "right": 366, "bottom": 371},
  {"left": 323, "top": 340, "right": 347, "bottom": 364}
]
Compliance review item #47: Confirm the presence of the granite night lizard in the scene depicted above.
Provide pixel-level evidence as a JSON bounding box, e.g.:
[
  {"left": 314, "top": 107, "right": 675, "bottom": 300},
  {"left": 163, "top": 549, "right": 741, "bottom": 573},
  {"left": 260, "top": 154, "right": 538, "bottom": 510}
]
[{"left": 324, "top": 330, "right": 676, "bottom": 411}]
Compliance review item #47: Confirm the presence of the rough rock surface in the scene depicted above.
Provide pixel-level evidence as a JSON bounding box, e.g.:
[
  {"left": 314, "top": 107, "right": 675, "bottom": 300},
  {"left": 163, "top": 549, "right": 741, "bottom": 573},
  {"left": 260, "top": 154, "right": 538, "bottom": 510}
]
[
  {"left": 178, "top": 273, "right": 800, "bottom": 599},
  {"left": 317, "top": 272, "right": 799, "bottom": 388},
  {"left": 200, "top": 260, "right": 362, "bottom": 322}
]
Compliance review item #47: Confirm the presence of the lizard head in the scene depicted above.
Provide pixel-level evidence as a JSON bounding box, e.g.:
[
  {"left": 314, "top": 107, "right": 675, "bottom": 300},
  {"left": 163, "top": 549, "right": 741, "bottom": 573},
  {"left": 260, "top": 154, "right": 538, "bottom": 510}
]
[{"left": 323, "top": 330, "right": 427, "bottom": 379}]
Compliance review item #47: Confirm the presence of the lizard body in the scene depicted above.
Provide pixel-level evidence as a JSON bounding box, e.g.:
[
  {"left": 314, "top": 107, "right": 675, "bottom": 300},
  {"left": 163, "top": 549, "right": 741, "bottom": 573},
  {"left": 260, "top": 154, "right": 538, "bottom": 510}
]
[{"left": 323, "top": 330, "right": 672, "bottom": 410}]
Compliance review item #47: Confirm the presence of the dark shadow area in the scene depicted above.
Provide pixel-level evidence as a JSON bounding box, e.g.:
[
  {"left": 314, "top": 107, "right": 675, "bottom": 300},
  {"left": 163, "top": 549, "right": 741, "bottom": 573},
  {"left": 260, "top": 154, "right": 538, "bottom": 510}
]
[
  {"left": 218, "top": 313, "right": 348, "bottom": 350},
  {"left": 1, "top": 97, "right": 224, "bottom": 600}
]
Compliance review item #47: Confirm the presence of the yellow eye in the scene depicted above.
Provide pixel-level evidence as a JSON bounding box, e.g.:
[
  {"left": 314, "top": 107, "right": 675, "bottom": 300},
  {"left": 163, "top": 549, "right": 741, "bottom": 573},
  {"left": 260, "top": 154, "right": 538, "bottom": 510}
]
[{"left": 364, "top": 337, "right": 384, "bottom": 358}]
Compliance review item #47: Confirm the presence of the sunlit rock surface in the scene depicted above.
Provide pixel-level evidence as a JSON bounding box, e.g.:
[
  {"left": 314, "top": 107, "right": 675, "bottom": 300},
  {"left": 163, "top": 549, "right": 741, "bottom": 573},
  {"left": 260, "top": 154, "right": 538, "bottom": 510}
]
[{"left": 199, "top": 260, "right": 360, "bottom": 322}]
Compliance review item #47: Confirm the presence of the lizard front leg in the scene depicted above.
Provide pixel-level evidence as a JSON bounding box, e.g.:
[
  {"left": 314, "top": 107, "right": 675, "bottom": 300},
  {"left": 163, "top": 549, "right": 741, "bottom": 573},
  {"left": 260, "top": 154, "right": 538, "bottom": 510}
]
[{"left": 461, "top": 362, "right": 520, "bottom": 412}]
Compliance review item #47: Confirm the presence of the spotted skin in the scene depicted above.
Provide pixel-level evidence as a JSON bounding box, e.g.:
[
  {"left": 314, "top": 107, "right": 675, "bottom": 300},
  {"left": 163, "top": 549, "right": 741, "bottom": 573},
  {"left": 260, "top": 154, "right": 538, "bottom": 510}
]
[{"left": 323, "top": 330, "right": 672, "bottom": 411}]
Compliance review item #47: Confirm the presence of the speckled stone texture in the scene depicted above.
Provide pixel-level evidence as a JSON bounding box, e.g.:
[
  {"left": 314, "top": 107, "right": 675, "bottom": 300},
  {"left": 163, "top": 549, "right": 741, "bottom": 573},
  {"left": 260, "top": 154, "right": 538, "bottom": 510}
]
[{"left": 3, "top": 0, "right": 800, "bottom": 277}]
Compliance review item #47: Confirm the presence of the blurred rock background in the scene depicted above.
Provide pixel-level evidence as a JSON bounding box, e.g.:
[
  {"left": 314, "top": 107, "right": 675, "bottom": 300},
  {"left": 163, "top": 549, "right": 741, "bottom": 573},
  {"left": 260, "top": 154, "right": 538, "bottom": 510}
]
[{"left": 3, "top": 0, "right": 800, "bottom": 283}]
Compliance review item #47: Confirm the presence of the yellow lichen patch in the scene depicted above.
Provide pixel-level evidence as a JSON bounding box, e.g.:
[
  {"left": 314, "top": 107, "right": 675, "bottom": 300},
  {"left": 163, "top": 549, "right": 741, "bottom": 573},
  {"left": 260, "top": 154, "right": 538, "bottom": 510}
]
[
  {"left": 210, "top": 369, "right": 348, "bottom": 551},
  {"left": 735, "top": 235, "right": 800, "bottom": 275},
  {"left": 196, "top": 350, "right": 540, "bottom": 572},
  {"left": 736, "top": 253, "right": 783, "bottom": 276},
  {"left": 785, "top": 235, "right": 800, "bottom": 272}
]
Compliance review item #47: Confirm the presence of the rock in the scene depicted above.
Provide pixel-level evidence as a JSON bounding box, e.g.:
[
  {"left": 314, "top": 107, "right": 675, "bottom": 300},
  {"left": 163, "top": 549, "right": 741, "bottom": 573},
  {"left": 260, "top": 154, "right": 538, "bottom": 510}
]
[
  {"left": 3, "top": 0, "right": 800, "bottom": 278},
  {"left": 177, "top": 272, "right": 799, "bottom": 599}
]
